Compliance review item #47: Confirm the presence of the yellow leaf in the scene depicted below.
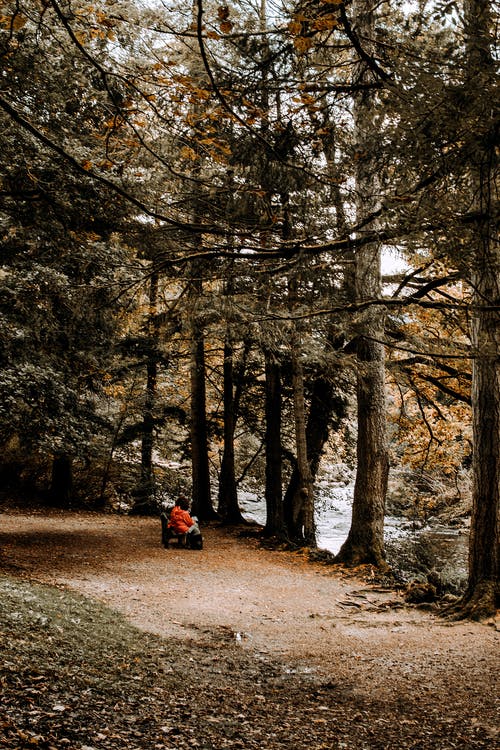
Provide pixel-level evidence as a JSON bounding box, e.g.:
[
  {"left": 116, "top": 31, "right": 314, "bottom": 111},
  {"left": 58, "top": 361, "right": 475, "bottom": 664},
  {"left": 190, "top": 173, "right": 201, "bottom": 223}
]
[
  {"left": 288, "top": 21, "right": 302, "bottom": 35},
  {"left": 74, "top": 30, "right": 87, "bottom": 45},
  {"left": 82, "top": 160, "right": 93, "bottom": 171},
  {"left": 213, "top": 142, "right": 232, "bottom": 156},
  {"left": 180, "top": 146, "right": 198, "bottom": 161},
  {"left": 194, "top": 87, "right": 211, "bottom": 100},
  {"left": 293, "top": 36, "right": 313, "bottom": 53},
  {"left": 311, "top": 17, "right": 338, "bottom": 31},
  {"left": 13, "top": 14, "right": 27, "bottom": 30},
  {"left": 0, "top": 13, "right": 27, "bottom": 30}
]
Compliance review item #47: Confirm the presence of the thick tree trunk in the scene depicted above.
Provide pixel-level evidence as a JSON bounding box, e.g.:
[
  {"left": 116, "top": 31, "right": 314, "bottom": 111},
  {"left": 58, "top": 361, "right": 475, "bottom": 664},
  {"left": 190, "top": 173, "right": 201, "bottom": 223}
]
[
  {"left": 451, "top": 0, "right": 499, "bottom": 618},
  {"left": 218, "top": 335, "right": 245, "bottom": 524},
  {"left": 264, "top": 352, "right": 285, "bottom": 538},
  {"left": 335, "top": 0, "right": 389, "bottom": 568},
  {"left": 465, "top": 297, "right": 500, "bottom": 616},
  {"left": 335, "top": 332, "right": 389, "bottom": 567}
]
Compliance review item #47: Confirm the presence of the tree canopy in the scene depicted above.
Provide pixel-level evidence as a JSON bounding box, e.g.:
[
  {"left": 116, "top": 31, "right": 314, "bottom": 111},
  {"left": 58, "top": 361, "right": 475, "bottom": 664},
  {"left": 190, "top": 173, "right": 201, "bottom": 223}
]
[{"left": 1, "top": 0, "right": 498, "bottom": 616}]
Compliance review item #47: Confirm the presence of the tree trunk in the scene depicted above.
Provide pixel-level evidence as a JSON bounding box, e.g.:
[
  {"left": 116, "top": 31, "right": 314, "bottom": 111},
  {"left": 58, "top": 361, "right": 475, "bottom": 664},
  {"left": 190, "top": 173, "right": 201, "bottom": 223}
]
[
  {"left": 466, "top": 283, "right": 500, "bottom": 616},
  {"left": 264, "top": 351, "right": 285, "bottom": 538},
  {"left": 282, "top": 83, "right": 352, "bottom": 536},
  {"left": 335, "top": 0, "right": 389, "bottom": 568},
  {"left": 284, "top": 375, "right": 347, "bottom": 517},
  {"left": 133, "top": 269, "right": 159, "bottom": 515},
  {"left": 287, "top": 327, "right": 315, "bottom": 546},
  {"left": 335, "top": 331, "right": 389, "bottom": 567},
  {"left": 451, "top": 0, "right": 499, "bottom": 618},
  {"left": 184, "top": 4, "right": 217, "bottom": 523},
  {"left": 218, "top": 334, "right": 245, "bottom": 524},
  {"left": 190, "top": 313, "right": 216, "bottom": 522},
  {"left": 140, "top": 359, "right": 157, "bottom": 485}
]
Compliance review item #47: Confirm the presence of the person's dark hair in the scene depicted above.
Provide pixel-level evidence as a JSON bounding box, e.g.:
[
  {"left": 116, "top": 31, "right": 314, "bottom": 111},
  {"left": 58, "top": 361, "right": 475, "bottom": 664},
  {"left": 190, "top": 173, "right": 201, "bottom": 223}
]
[{"left": 176, "top": 495, "right": 190, "bottom": 510}]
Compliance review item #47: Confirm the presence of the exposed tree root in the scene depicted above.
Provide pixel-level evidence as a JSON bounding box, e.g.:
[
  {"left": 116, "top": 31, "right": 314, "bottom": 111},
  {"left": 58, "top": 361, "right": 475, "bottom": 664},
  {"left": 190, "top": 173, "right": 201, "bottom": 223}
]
[
  {"left": 441, "top": 580, "right": 498, "bottom": 622},
  {"left": 333, "top": 540, "right": 390, "bottom": 573}
]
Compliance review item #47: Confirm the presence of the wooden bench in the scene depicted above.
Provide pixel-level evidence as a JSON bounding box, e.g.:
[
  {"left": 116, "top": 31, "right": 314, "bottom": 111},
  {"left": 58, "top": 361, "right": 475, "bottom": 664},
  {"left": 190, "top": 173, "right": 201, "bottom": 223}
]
[{"left": 160, "top": 512, "right": 203, "bottom": 549}]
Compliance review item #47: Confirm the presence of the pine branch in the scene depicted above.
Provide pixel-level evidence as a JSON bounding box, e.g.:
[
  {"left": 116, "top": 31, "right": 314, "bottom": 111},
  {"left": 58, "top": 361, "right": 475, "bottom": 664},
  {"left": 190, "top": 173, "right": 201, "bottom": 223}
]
[{"left": 0, "top": 94, "right": 218, "bottom": 235}]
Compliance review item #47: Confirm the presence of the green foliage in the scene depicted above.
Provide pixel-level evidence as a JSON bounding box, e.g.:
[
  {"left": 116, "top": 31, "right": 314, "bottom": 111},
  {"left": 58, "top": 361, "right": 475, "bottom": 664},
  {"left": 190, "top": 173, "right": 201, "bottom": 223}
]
[
  {"left": 0, "top": 4, "right": 134, "bottom": 490},
  {"left": 0, "top": 0, "right": 497, "bottom": 527}
]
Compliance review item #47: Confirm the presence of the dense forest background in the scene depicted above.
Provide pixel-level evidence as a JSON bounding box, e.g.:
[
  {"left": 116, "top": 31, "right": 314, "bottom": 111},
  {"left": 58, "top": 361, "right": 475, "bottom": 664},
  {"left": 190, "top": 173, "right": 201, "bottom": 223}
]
[{"left": 0, "top": 0, "right": 498, "bottom": 617}]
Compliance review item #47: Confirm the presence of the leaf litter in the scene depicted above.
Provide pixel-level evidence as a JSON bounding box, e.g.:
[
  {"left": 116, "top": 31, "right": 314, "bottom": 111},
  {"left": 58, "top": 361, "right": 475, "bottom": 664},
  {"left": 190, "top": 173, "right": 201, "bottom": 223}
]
[
  {"left": 0, "top": 575, "right": 497, "bottom": 749},
  {"left": 0, "top": 512, "right": 498, "bottom": 749}
]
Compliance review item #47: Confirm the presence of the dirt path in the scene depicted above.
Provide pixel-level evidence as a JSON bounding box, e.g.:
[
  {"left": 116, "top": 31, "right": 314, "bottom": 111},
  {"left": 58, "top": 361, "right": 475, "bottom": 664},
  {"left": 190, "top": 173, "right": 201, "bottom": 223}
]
[{"left": 1, "top": 510, "right": 498, "bottom": 741}]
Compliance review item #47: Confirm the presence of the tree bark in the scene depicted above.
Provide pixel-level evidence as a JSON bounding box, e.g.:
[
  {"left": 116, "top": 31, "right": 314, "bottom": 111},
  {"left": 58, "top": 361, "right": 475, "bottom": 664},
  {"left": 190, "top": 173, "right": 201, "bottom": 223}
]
[
  {"left": 287, "top": 326, "right": 316, "bottom": 546},
  {"left": 217, "top": 334, "right": 245, "bottom": 524},
  {"left": 451, "top": 0, "right": 499, "bottom": 618},
  {"left": 335, "top": 329, "right": 389, "bottom": 567},
  {"left": 335, "top": 0, "right": 389, "bottom": 568},
  {"left": 264, "top": 351, "right": 285, "bottom": 538},
  {"left": 131, "top": 269, "right": 159, "bottom": 515},
  {"left": 283, "top": 375, "right": 347, "bottom": 519},
  {"left": 190, "top": 310, "right": 216, "bottom": 522},
  {"left": 466, "top": 281, "right": 500, "bottom": 616}
]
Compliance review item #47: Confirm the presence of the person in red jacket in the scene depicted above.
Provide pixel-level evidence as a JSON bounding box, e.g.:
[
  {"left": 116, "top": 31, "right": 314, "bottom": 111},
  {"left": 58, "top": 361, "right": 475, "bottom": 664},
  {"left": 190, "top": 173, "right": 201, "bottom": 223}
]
[
  {"left": 168, "top": 496, "right": 195, "bottom": 534},
  {"left": 166, "top": 496, "right": 202, "bottom": 548}
]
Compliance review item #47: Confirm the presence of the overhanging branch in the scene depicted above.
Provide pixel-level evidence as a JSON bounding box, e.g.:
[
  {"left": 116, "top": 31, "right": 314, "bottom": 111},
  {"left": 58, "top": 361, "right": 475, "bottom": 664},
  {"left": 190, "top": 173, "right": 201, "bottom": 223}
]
[{"left": 0, "top": 94, "right": 219, "bottom": 235}]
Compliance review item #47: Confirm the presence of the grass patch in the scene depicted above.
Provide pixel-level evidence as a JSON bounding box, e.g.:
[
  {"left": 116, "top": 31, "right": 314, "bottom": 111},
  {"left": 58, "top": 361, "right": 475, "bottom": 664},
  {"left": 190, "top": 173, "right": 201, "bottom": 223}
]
[
  {"left": 0, "top": 576, "right": 191, "bottom": 748},
  {"left": 0, "top": 575, "right": 330, "bottom": 750}
]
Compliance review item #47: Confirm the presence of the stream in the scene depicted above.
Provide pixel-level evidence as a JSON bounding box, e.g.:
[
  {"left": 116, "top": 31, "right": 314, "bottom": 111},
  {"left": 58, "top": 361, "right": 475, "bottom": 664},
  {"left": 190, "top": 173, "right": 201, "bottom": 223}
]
[{"left": 239, "top": 483, "right": 469, "bottom": 591}]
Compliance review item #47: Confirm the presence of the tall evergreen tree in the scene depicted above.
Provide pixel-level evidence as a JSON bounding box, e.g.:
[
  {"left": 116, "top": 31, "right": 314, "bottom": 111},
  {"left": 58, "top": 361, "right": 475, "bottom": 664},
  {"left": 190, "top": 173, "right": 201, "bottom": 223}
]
[
  {"left": 0, "top": 7, "right": 130, "bottom": 499},
  {"left": 327, "top": 0, "right": 389, "bottom": 567},
  {"left": 457, "top": 0, "right": 499, "bottom": 618}
]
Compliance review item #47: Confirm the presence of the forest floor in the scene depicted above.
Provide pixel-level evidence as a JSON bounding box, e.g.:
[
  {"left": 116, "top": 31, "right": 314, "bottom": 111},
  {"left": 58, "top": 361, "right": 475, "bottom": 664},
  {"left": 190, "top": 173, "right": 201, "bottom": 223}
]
[{"left": 0, "top": 509, "right": 498, "bottom": 749}]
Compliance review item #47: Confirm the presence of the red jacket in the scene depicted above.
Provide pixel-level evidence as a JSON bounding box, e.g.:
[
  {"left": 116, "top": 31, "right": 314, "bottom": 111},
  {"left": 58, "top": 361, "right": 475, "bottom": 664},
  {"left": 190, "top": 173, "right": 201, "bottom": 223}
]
[{"left": 168, "top": 505, "right": 195, "bottom": 534}]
